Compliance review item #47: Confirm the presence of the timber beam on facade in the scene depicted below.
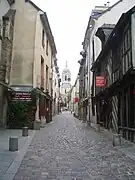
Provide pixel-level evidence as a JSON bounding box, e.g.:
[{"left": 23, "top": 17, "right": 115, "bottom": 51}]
[
  {"left": 91, "top": 6, "right": 135, "bottom": 72},
  {"left": 95, "top": 70, "right": 135, "bottom": 100},
  {"left": 95, "top": 24, "right": 115, "bottom": 46}
]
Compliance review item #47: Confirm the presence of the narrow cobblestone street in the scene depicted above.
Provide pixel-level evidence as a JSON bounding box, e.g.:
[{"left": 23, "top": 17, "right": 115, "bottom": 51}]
[{"left": 13, "top": 112, "right": 135, "bottom": 180}]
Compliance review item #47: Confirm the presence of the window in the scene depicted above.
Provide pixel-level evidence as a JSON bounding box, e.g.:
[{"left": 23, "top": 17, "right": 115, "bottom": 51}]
[
  {"left": 55, "top": 79, "right": 56, "bottom": 86},
  {"left": 65, "top": 89, "right": 66, "bottom": 93},
  {"left": 41, "top": 57, "right": 44, "bottom": 88},
  {"left": 65, "top": 75, "right": 67, "bottom": 81},
  {"left": 46, "top": 39, "right": 49, "bottom": 55},
  {"left": 42, "top": 29, "right": 45, "bottom": 48},
  {"left": 46, "top": 65, "right": 48, "bottom": 89},
  {"left": 121, "top": 25, "right": 132, "bottom": 74}
]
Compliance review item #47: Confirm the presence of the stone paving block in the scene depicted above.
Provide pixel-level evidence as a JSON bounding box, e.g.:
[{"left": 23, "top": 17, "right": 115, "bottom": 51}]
[
  {"left": 2, "top": 173, "right": 15, "bottom": 180},
  {"left": 6, "top": 161, "right": 21, "bottom": 174},
  {"left": 0, "top": 169, "right": 6, "bottom": 177},
  {"left": 12, "top": 112, "right": 135, "bottom": 179}
]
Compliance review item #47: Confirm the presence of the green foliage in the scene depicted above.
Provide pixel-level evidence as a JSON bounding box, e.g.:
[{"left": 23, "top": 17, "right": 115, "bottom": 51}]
[
  {"left": 31, "top": 88, "right": 40, "bottom": 102},
  {"left": 7, "top": 88, "right": 41, "bottom": 129}
]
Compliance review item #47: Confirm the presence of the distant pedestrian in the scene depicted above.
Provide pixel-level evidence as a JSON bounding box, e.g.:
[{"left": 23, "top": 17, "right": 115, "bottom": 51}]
[{"left": 71, "top": 109, "right": 72, "bottom": 114}]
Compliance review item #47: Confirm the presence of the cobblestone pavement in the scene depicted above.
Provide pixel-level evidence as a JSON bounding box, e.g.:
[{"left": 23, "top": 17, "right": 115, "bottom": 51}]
[{"left": 13, "top": 112, "right": 135, "bottom": 180}]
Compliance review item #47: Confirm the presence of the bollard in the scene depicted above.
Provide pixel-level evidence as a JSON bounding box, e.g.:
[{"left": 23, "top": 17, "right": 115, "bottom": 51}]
[
  {"left": 22, "top": 127, "right": 28, "bottom": 136},
  {"left": 112, "top": 134, "right": 121, "bottom": 146},
  {"left": 97, "top": 124, "right": 100, "bottom": 132},
  {"left": 87, "top": 121, "right": 91, "bottom": 127},
  {"left": 9, "top": 136, "right": 18, "bottom": 152},
  {"left": 33, "top": 121, "right": 40, "bottom": 130}
]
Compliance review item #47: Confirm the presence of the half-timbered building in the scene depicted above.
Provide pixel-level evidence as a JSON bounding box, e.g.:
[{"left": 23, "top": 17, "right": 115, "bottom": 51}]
[{"left": 91, "top": 6, "right": 135, "bottom": 142}]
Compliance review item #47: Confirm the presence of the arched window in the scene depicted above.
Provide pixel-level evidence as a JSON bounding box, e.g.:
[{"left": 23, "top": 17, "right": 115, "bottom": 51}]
[{"left": 65, "top": 75, "right": 67, "bottom": 81}]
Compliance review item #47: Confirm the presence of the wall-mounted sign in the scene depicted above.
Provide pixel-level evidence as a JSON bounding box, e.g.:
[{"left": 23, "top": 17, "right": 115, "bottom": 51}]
[
  {"left": 96, "top": 76, "right": 105, "bottom": 87},
  {"left": 10, "top": 85, "right": 33, "bottom": 92},
  {"left": 11, "top": 92, "right": 31, "bottom": 101}
]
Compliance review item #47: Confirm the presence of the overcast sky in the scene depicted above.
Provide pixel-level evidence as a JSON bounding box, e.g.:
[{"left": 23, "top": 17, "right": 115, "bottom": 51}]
[{"left": 33, "top": 0, "right": 117, "bottom": 84}]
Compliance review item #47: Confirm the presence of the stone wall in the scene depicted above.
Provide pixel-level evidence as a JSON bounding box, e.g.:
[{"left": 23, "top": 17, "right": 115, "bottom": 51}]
[{"left": 0, "top": 10, "right": 15, "bottom": 127}]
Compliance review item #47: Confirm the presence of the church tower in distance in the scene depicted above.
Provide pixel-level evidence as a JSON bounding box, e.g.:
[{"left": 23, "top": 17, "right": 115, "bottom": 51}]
[{"left": 61, "top": 61, "right": 71, "bottom": 108}]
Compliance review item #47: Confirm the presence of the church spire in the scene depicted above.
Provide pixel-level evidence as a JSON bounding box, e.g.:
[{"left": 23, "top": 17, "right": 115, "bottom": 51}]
[{"left": 65, "top": 61, "right": 68, "bottom": 68}]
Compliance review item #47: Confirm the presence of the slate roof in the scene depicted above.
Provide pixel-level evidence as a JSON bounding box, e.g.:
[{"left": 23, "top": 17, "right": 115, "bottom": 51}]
[
  {"left": 95, "top": 24, "right": 115, "bottom": 43},
  {"left": 3, "top": 9, "right": 16, "bottom": 20},
  {"left": 83, "top": 0, "right": 123, "bottom": 48}
]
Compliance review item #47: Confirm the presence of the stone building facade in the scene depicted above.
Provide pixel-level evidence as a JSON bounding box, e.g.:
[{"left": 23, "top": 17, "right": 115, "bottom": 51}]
[
  {"left": 0, "top": 0, "right": 15, "bottom": 128},
  {"left": 69, "top": 76, "right": 79, "bottom": 117},
  {"left": 7, "top": 0, "right": 57, "bottom": 127}
]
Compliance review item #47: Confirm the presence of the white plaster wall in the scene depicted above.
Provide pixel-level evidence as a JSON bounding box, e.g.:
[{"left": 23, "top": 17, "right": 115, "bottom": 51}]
[
  {"left": 52, "top": 64, "right": 59, "bottom": 102},
  {"left": 11, "top": 0, "right": 38, "bottom": 86},
  {"left": 52, "top": 64, "right": 59, "bottom": 114},
  {"left": 10, "top": 0, "right": 53, "bottom": 95}
]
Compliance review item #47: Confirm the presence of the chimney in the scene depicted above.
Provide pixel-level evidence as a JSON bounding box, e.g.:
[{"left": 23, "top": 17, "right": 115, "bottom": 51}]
[{"left": 107, "top": 1, "right": 110, "bottom": 7}]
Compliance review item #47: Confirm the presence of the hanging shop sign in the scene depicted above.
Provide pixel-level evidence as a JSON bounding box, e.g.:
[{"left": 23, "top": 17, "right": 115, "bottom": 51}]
[
  {"left": 58, "top": 97, "right": 62, "bottom": 104},
  {"left": 73, "top": 97, "right": 78, "bottom": 103},
  {"left": 96, "top": 76, "right": 105, "bottom": 87}
]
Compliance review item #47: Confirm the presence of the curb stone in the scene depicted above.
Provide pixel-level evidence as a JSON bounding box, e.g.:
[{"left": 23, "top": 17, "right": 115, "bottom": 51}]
[{"left": 1, "top": 130, "right": 36, "bottom": 180}]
